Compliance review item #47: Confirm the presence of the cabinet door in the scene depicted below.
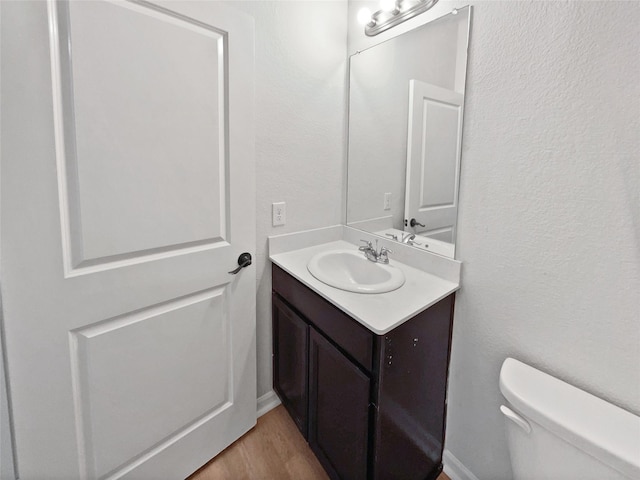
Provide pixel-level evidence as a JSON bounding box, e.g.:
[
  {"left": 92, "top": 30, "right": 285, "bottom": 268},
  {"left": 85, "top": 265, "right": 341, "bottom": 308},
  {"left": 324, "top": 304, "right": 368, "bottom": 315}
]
[
  {"left": 272, "top": 295, "right": 309, "bottom": 437},
  {"left": 373, "top": 294, "right": 454, "bottom": 480},
  {"left": 309, "top": 327, "right": 370, "bottom": 480}
]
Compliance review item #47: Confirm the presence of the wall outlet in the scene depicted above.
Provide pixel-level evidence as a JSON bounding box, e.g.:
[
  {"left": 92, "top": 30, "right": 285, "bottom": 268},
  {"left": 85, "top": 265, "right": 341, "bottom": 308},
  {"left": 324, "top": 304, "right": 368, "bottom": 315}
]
[
  {"left": 272, "top": 202, "right": 286, "bottom": 226},
  {"left": 384, "top": 193, "right": 392, "bottom": 211}
]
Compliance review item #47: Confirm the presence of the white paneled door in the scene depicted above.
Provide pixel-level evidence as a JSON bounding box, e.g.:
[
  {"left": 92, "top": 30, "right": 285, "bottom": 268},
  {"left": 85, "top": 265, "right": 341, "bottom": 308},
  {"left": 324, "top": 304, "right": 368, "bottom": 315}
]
[
  {"left": 404, "top": 80, "right": 463, "bottom": 243},
  {"left": 0, "top": 1, "right": 255, "bottom": 478}
]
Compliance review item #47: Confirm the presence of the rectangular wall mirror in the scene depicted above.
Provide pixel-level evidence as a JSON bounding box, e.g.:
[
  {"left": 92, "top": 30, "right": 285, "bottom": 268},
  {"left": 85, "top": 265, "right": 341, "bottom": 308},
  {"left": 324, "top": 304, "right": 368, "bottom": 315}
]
[{"left": 346, "top": 6, "right": 471, "bottom": 258}]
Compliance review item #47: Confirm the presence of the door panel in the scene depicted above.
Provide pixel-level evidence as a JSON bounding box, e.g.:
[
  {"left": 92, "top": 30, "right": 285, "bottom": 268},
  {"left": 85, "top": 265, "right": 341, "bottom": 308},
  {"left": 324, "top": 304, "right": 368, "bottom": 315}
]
[
  {"left": 404, "top": 80, "right": 463, "bottom": 242},
  {"left": 73, "top": 288, "right": 230, "bottom": 478},
  {"left": 53, "top": 0, "right": 230, "bottom": 271},
  {"left": 0, "top": 1, "right": 255, "bottom": 478}
]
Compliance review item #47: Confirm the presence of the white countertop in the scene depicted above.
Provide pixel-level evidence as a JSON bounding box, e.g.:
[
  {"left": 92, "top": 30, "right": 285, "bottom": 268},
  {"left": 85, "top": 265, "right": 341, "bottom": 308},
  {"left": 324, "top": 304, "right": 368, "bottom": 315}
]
[{"left": 270, "top": 240, "right": 460, "bottom": 335}]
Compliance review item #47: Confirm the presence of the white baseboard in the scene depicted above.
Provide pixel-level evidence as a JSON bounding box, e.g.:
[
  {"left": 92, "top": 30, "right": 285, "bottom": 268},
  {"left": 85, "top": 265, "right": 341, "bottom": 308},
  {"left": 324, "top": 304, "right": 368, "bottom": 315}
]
[
  {"left": 443, "top": 449, "right": 480, "bottom": 480},
  {"left": 256, "top": 390, "right": 281, "bottom": 418}
]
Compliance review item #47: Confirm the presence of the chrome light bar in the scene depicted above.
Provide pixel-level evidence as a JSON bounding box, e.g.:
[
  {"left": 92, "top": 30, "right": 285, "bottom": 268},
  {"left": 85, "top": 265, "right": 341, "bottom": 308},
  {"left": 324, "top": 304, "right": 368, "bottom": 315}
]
[{"left": 365, "top": 0, "right": 440, "bottom": 37}]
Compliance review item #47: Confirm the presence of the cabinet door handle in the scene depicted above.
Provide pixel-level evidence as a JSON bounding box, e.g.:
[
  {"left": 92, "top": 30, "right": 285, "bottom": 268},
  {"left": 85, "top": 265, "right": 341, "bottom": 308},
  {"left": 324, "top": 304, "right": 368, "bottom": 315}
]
[{"left": 229, "top": 253, "right": 252, "bottom": 274}]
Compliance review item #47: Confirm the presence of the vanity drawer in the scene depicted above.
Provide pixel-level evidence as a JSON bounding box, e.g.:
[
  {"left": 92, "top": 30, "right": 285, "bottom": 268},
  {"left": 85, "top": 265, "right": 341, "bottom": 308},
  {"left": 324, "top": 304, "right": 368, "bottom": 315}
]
[{"left": 272, "top": 264, "right": 374, "bottom": 372}]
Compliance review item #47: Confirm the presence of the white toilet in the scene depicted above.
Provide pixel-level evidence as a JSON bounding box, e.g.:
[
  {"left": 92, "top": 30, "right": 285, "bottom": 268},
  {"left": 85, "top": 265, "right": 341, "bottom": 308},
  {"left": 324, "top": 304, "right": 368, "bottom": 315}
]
[{"left": 499, "top": 357, "right": 640, "bottom": 480}]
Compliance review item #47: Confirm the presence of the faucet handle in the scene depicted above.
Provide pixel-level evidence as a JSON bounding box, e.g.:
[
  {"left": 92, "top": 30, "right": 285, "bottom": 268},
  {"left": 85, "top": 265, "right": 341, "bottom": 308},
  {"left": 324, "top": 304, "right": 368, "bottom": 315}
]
[
  {"left": 385, "top": 233, "right": 398, "bottom": 241},
  {"left": 359, "top": 239, "right": 373, "bottom": 251},
  {"left": 378, "top": 246, "right": 392, "bottom": 264}
]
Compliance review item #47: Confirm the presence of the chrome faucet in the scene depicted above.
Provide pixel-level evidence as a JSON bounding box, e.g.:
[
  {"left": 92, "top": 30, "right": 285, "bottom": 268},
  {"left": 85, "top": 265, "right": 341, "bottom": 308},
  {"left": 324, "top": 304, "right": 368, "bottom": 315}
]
[
  {"left": 359, "top": 240, "right": 378, "bottom": 262},
  {"left": 359, "top": 240, "right": 392, "bottom": 264},
  {"left": 385, "top": 231, "right": 422, "bottom": 246},
  {"left": 400, "top": 233, "right": 422, "bottom": 246}
]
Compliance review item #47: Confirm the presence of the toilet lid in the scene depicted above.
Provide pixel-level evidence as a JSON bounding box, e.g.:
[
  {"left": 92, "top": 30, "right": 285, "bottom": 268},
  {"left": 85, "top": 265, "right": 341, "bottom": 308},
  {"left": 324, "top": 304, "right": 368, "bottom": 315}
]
[{"left": 499, "top": 358, "right": 640, "bottom": 480}]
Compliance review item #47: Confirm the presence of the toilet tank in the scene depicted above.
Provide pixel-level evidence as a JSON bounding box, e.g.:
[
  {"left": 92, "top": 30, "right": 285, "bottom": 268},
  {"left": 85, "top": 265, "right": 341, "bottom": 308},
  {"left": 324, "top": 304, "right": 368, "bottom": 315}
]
[{"left": 499, "top": 358, "right": 640, "bottom": 480}]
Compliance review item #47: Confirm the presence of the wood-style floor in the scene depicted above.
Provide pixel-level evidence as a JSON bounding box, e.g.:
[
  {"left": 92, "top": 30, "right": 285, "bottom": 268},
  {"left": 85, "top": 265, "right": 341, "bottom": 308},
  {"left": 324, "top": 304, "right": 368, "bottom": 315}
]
[{"left": 188, "top": 405, "right": 451, "bottom": 480}]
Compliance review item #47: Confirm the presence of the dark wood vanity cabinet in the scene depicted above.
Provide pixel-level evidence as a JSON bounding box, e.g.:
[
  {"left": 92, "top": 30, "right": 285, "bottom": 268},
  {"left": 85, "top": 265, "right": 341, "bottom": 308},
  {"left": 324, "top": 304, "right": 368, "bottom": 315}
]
[{"left": 272, "top": 264, "right": 455, "bottom": 480}]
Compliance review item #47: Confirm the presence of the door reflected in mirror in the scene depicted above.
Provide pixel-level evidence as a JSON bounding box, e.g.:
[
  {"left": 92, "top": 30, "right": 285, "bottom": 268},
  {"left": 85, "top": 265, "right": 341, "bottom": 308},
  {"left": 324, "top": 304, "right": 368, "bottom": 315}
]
[{"left": 346, "top": 7, "right": 471, "bottom": 258}]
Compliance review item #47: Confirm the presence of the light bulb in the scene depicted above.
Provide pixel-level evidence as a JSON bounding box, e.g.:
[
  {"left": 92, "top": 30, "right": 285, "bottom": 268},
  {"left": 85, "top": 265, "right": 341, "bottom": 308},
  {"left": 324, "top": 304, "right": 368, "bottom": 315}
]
[
  {"left": 380, "top": 0, "right": 397, "bottom": 12},
  {"left": 357, "top": 7, "right": 373, "bottom": 25}
]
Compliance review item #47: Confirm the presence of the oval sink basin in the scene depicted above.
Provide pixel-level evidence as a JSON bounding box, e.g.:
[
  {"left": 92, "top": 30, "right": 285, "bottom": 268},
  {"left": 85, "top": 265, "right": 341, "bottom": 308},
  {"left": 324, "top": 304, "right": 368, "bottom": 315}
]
[{"left": 307, "top": 249, "right": 405, "bottom": 294}]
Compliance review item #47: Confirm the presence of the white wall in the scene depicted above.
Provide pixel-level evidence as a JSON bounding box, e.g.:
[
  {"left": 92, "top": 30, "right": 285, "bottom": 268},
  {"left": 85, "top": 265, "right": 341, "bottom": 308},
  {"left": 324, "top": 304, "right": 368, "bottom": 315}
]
[
  {"left": 0, "top": 322, "right": 14, "bottom": 480},
  {"left": 350, "top": 1, "right": 640, "bottom": 479},
  {"left": 229, "top": 1, "right": 348, "bottom": 398},
  {"left": 0, "top": 4, "right": 15, "bottom": 476}
]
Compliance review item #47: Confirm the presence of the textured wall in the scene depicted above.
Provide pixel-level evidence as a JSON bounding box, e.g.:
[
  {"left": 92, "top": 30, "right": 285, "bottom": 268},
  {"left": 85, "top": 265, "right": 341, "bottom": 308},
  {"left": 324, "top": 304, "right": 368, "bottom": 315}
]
[
  {"left": 229, "top": 1, "right": 348, "bottom": 398},
  {"left": 450, "top": 2, "right": 640, "bottom": 478},
  {"left": 350, "top": 1, "right": 640, "bottom": 479}
]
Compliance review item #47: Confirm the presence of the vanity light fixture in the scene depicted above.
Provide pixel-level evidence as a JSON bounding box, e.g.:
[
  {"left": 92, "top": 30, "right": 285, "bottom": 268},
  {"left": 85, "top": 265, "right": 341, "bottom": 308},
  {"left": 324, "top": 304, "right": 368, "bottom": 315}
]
[
  {"left": 361, "top": 0, "right": 440, "bottom": 36},
  {"left": 379, "top": 0, "right": 399, "bottom": 13},
  {"left": 357, "top": 7, "right": 374, "bottom": 26}
]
